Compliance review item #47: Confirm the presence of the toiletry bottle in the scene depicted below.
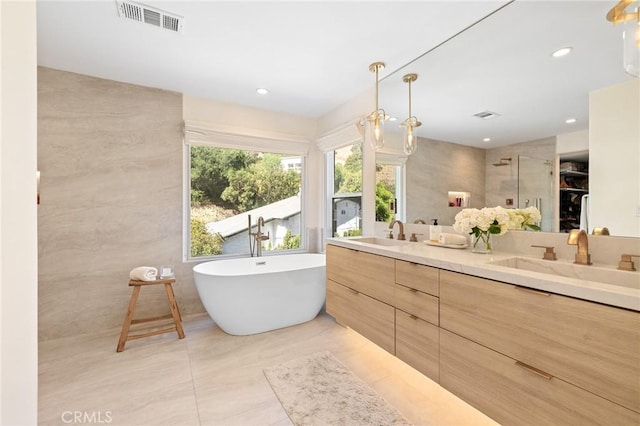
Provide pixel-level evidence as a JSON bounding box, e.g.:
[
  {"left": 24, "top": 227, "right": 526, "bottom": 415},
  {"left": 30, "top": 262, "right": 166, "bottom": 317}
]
[{"left": 429, "top": 219, "right": 441, "bottom": 242}]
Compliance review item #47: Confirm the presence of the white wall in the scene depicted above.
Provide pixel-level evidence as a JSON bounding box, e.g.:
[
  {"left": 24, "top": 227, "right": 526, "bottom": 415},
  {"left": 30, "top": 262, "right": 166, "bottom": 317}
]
[
  {"left": 556, "top": 129, "right": 588, "bottom": 155},
  {"left": 0, "top": 1, "right": 39, "bottom": 424},
  {"left": 589, "top": 79, "right": 640, "bottom": 237}
]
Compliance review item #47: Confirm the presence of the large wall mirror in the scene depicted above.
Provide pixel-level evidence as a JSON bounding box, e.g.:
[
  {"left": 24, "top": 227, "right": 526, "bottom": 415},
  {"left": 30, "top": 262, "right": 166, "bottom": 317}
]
[{"left": 375, "top": 1, "right": 639, "bottom": 237}]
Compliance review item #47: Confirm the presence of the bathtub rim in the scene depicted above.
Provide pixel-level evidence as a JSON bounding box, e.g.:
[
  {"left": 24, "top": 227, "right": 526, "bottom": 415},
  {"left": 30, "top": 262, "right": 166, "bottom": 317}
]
[{"left": 193, "top": 252, "right": 325, "bottom": 277}]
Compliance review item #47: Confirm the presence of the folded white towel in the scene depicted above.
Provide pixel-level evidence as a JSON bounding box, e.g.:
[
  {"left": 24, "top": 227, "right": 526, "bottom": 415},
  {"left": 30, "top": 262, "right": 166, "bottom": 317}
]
[
  {"left": 438, "top": 233, "right": 468, "bottom": 246},
  {"left": 130, "top": 266, "right": 158, "bottom": 281}
]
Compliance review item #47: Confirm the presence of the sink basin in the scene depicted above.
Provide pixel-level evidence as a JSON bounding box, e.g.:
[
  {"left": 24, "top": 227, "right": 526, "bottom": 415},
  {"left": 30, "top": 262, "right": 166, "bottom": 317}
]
[
  {"left": 346, "top": 237, "right": 407, "bottom": 247},
  {"left": 489, "top": 257, "right": 639, "bottom": 290}
]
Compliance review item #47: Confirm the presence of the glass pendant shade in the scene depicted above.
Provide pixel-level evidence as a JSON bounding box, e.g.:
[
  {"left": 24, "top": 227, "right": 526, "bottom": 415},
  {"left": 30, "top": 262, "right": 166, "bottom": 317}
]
[
  {"left": 366, "top": 109, "right": 386, "bottom": 150},
  {"left": 622, "top": 12, "right": 640, "bottom": 77},
  {"left": 402, "top": 118, "right": 419, "bottom": 155},
  {"left": 401, "top": 73, "right": 421, "bottom": 156},
  {"left": 365, "top": 62, "right": 387, "bottom": 150}
]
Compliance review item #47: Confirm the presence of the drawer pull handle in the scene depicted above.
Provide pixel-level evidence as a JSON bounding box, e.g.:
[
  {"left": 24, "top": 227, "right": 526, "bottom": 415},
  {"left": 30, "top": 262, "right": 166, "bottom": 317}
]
[
  {"left": 409, "top": 315, "right": 418, "bottom": 320},
  {"left": 348, "top": 288, "right": 359, "bottom": 295},
  {"left": 515, "top": 361, "right": 553, "bottom": 380},
  {"left": 409, "top": 288, "right": 418, "bottom": 293},
  {"left": 515, "top": 286, "right": 551, "bottom": 297}
]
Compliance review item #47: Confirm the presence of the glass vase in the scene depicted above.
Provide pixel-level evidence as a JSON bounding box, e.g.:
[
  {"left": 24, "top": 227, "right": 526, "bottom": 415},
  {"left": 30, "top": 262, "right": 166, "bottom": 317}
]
[{"left": 472, "top": 231, "right": 492, "bottom": 254}]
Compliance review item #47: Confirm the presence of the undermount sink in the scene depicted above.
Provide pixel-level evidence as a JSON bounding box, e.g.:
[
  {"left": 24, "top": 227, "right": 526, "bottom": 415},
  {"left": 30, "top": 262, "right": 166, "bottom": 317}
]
[
  {"left": 346, "top": 237, "right": 407, "bottom": 247},
  {"left": 489, "top": 257, "right": 640, "bottom": 290}
]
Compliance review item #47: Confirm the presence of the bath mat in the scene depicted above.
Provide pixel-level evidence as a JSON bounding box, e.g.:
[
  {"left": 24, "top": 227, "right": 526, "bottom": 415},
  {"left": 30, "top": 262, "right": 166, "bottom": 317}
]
[{"left": 263, "top": 351, "right": 411, "bottom": 426}]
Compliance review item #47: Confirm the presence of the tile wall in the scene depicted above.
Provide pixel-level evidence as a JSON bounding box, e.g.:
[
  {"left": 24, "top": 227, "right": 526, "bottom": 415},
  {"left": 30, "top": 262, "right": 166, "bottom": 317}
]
[
  {"left": 406, "top": 138, "right": 486, "bottom": 226},
  {"left": 38, "top": 67, "right": 204, "bottom": 340}
]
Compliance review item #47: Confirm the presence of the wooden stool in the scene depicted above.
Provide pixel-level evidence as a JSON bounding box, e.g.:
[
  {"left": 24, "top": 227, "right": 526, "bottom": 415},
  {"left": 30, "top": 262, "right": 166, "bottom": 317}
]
[{"left": 116, "top": 278, "right": 185, "bottom": 352}]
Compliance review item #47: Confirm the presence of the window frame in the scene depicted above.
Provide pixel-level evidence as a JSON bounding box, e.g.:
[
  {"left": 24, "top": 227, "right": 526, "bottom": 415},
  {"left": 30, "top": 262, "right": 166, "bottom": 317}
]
[
  {"left": 325, "top": 143, "right": 364, "bottom": 239},
  {"left": 184, "top": 139, "right": 308, "bottom": 262},
  {"left": 375, "top": 153, "right": 407, "bottom": 223}
]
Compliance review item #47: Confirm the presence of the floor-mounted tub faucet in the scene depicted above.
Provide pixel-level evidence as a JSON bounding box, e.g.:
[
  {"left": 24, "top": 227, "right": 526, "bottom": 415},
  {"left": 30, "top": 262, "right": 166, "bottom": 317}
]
[{"left": 254, "top": 216, "right": 270, "bottom": 257}]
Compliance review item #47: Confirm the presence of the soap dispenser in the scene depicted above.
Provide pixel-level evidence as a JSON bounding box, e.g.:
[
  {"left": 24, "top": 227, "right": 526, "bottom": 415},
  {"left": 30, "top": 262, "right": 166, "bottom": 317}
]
[{"left": 429, "top": 219, "right": 441, "bottom": 242}]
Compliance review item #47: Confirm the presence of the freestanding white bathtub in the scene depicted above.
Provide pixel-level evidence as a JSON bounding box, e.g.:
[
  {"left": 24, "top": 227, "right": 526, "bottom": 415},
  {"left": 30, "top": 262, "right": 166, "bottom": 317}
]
[{"left": 193, "top": 253, "right": 326, "bottom": 335}]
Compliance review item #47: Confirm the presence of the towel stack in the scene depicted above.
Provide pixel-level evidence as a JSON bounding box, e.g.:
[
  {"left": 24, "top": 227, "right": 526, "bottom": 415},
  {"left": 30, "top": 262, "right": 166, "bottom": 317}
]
[
  {"left": 129, "top": 266, "right": 158, "bottom": 281},
  {"left": 438, "top": 233, "right": 468, "bottom": 246}
]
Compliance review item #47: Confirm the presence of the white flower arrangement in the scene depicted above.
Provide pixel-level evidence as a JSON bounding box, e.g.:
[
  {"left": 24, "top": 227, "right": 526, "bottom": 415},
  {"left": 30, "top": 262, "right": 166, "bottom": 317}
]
[
  {"left": 453, "top": 206, "right": 541, "bottom": 252},
  {"left": 453, "top": 206, "right": 542, "bottom": 235},
  {"left": 453, "top": 206, "right": 510, "bottom": 237},
  {"left": 507, "top": 206, "right": 542, "bottom": 231}
]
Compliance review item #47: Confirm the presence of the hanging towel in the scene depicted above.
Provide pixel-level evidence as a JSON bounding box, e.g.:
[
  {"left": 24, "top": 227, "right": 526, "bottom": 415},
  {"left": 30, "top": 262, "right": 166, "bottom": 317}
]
[
  {"left": 580, "top": 194, "right": 589, "bottom": 232},
  {"left": 129, "top": 266, "right": 158, "bottom": 281},
  {"left": 438, "top": 233, "right": 468, "bottom": 246}
]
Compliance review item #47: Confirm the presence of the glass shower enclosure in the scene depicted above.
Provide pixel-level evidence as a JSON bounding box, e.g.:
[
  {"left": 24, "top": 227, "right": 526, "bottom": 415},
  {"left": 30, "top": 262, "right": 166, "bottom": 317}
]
[{"left": 517, "top": 155, "right": 554, "bottom": 232}]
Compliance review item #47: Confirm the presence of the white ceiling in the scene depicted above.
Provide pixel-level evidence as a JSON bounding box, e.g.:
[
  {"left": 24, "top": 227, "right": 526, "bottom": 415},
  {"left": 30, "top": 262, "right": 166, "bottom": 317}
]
[{"left": 37, "top": 0, "right": 634, "bottom": 148}]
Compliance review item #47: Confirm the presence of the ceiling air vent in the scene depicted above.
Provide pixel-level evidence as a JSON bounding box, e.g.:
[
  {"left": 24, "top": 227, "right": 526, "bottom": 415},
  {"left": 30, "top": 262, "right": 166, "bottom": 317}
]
[
  {"left": 473, "top": 111, "right": 501, "bottom": 120},
  {"left": 116, "top": 1, "right": 183, "bottom": 33}
]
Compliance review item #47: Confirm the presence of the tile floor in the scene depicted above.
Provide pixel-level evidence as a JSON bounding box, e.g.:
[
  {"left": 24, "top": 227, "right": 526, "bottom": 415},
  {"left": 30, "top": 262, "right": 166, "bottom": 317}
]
[{"left": 39, "top": 312, "right": 498, "bottom": 426}]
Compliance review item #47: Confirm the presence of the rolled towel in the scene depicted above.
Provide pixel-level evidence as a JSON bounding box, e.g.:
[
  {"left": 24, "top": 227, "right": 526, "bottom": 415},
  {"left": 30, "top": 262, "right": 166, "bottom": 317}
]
[
  {"left": 130, "top": 266, "right": 158, "bottom": 281},
  {"left": 438, "top": 233, "right": 468, "bottom": 246}
]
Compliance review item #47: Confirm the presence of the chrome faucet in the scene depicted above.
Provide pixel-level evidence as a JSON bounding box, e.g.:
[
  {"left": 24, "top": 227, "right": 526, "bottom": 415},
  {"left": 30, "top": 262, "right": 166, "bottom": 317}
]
[
  {"left": 254, "top": 216, "right": 270, "bottom": 257},
  {"left": 567, "top": 229, "right": 591, "bottom": 265},
  {"left": 388, "top": 220, "right": 406, "bottom": 240}
]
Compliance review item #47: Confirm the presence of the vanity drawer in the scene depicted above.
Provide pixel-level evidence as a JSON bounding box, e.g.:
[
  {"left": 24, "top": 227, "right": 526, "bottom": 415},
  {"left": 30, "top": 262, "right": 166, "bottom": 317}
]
[
  {"left": 395, "top": 260, "right": 439, "bottom": 296},
  {"left": 440, "top": 329, "right": 640, "bottom": 426},
  {"left": 440, "top": 270, "right": 640, "bottom": 413},
  {"left": 326, "top": 245, "right": 395, "bottom": 305},
  {"left": 394, "top": 284, "right": 439, "bottom": 325},
  {"left": 396, "top": 310, "right": 439, "bottom": 382},
  {"left": 326, "top": 279, "right": 395, "bottom": 354}
]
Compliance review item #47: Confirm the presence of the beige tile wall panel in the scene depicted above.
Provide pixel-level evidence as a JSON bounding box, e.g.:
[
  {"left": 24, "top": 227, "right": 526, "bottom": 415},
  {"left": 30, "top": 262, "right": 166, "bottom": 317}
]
[
  {"left": 405, "top": 138, "right": 485, "bottom": 225},
  {"left": 326, "top": 245, "right": 395, "bottom": 305},
  {"left": 440, "top": 329, "right": 640, "bottom": 426},
  {"left": 326, "top": 279, "right": 395, "bottom": 354},
  {"left": 440, "top": 270, "right": 640, "bottom": 413},
  {"left": 38, "top": 67, "right": 204, "bottom": 340},
  {"left": 395, "top": 260, "right": 439, "bottom": 297},
  {"left": 395, "top": 310, "right": 439, "bottom": 382},
  {"left": 394, "top": 284, "right": 439, "bottom": 326}
]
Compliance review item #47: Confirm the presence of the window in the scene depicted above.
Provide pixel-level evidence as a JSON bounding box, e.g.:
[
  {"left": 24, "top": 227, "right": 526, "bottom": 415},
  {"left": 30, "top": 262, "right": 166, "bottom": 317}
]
[
  {"left": 327, "top": 144, "right": 362, "bottom": 237},
  {"left": 375, "top": 163, "right": 397, "bottom": 223},
  {"left": 375, "top": 156, "right": 405, "bottom": 223},
  {"left": 189, "top": 145, "right": 303, "bottom": 259}
]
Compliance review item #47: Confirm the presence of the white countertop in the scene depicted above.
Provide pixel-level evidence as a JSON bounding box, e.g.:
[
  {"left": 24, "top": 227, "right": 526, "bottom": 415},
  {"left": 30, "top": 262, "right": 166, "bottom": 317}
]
[{"left": 326, "top": 237, "right": 640, "bottom": 312}]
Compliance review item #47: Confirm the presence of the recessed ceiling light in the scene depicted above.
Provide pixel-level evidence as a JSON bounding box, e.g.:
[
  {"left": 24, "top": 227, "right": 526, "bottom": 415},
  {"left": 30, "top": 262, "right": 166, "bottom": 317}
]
[
  {"left": 565, "top": 118, "right": 577, "bottom": 124},
  {"left": 552, "top": 47, "right": 573, "bottom": 58},
  {"left": 483, "top": 137, "right": 491, "bottom": 142},
  {"left": 389, "top": 117, "right": 397, "bottom": 122},
  {"left": 256, "top": 88, "right": 269, "bottom": 95}
]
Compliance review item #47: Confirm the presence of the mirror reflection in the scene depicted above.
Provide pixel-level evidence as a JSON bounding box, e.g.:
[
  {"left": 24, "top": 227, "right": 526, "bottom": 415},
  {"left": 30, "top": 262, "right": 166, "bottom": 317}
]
[{"left": 376, "top": 1, "right": 639, "bottom": 237}]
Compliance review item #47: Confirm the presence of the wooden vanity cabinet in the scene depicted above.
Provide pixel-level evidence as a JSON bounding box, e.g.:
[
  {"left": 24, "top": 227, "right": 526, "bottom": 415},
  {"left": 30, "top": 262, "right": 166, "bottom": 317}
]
[
  {"left": 326, "top": 245, "right": 395, "bottom": 305},
  {"left": 440, "top": 328, "right": 639, "bottom": 426},
  {"left": 394, "top": 260, "right": 440, "bottom": 382},
  {"left": 326, "top": 279, "right": 395, "bottom": 354},
  {"left": 440, "top": 270, "right": 640, "bottom": 417},
  {"left": 325, "top": 245, "right": 396, "bottom": 354},
  {"left": 395, "top": 260, "right": 439, "bottom": 296},
  {"left": 394, "top": 283, "right": 438, "bottom": 325},
  {"left": 396, "top": 310, "right": 439, "bottom": 381},
  {"left": 326, "top": 244, "right": 640, "bottom": 424}
]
